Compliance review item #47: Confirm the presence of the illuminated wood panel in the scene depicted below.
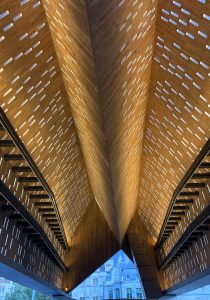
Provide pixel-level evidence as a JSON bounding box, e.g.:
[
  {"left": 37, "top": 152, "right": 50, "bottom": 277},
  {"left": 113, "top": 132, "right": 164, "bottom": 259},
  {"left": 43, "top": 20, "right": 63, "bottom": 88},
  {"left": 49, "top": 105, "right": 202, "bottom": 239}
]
[
  {"left": 42, "top": 0, "right": 158, "bottom": 242},
  {"left": 0, "top": 0, "right": 93, "bottom": 241},
  {"left": 87, "top": 0, "right": 158, "bottom": 241},
  {"left": 127, "top": 213, "right": 164, "bottom": 298},
  {"left": 138, "top": 0, "right": 210, "bottom": 238},
  {"left": 0, "top": 198, "right": 64, "bottom": 290},
  {"left": 42, "top": 0, "right": 118, "bottom": 239},
  {"left": 1, "top": 0, "right": 209, "bottom": 278},
  {"left": 64, "top": 200, "right": 119, "bottom": 292}
]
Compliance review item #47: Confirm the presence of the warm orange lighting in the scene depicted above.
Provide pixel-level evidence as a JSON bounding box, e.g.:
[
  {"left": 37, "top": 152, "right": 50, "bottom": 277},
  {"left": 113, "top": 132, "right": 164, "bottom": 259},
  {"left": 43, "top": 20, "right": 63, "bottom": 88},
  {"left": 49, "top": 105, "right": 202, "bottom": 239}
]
[{"left": 65, "top": 286, "right": 69, "bottom": 292}]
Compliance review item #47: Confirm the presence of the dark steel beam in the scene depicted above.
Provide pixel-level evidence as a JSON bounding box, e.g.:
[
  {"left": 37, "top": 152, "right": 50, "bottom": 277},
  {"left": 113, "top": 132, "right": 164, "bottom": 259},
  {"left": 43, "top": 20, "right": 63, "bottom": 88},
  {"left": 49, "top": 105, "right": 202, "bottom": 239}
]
[
  {"left": 12, "top": 166, "right": 32, "bottom": 173},
  {"left": 192, "top": 172, "right": 210, "bottom": 179},
  {"left": 0, "top": 124, "right": 5, "bottom": 131},
  {"left": 18, "top": 177, "right": 39, "bottom": 183},
  {"left": 191, "top": 232, "right": 203, "bottom": 236},
  {"left": 30, "top": 194, "right": 50, "bottom": 199},
  {"left": 34, "top": 202, "right": 53, "bottom": 207},
  {"left": 173, "top": 206, "right": 189, "bottom": 210},
  {"left": 169, "top": 216, "right": 182, "bottom": 221},
  {"left": 24, "top": 186, "right": 45, "bottom": 192},
  {"left": 38, "top": 208, "right": 54, "bottom": 212},
  {"left": 176, "top": 199, "right": 194, "bottom": 204},
  {"left": 42, "top": 213, "right": 56, "bottom": 218},
  {"left": 167, "top": 221, "right": 179, "bottom": 225},
  {"left": 46, "top": 218, "right": 57, "bottom": 222},
  {"left": 199, "top": 162, "right": 210, "bottom": 169},
  {"left": 171, "top": 211, "right": 185, "bottom": 216},
  {"left": 0, "top": 140, "right": 15, "bottom": 147},
  {"left": 179, "top": 191, "right": 199, "bottom": 197},
  {"left": 164, "top": 230, "right": 172, "bottom": 234},
  {"left": 4, "top": 154, "right": 24, "bottom": 161},
  {"left": 49, "top": 225, "right": 60, "bottom": 229},
  {"left": 185, "top": 182, "right": 205, "bottom": 188}
]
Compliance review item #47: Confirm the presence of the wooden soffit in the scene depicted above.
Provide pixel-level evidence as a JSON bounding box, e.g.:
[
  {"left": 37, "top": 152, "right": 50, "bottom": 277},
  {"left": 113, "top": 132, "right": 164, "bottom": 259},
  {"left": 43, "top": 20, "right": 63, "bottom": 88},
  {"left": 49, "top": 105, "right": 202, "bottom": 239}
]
[
  {"left": 137, "top": 0, "right": 210, "bottom": 238},
  {"left": 42, "top": 0, "right": 158, "bottom": 242}
]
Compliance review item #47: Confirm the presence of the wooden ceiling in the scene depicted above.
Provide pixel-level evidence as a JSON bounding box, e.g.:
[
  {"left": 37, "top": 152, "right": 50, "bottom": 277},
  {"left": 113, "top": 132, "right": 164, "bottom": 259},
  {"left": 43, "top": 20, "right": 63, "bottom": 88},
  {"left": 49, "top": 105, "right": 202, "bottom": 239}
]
[
  {"left": 42, "top": 0, "right": 158, "bottom": 241},
  {"left": 138, "top": 0, "right": 210, "bottom": 238},
  {"left": 0, "top": 0, "right": 94, "bottom": 241},
  {"left": 0, "top": 0, "right": 209, "bottom": 245}
]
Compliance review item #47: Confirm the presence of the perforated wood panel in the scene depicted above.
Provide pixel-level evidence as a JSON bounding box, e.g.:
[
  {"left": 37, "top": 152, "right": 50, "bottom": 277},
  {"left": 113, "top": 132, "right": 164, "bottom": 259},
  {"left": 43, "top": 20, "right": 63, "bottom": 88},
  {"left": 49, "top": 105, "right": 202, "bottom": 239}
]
[
  {"left": 127, "top": 213, "right": 163, "bottom": 298},
  {"left": 0, "top": 198, "right": 63, "bottom": 289},
  {"left": 0, "top": 146, "right": 65, "bottom": 262},
  {"left": 138, "top": 0, "right": 210, "bottom": 238},
  {"left": 0, "top": 0, "right": 93, "bottom": 240},
  {"left": 42, "top": 0, "right": 117, "bottom": 238},
  {"left": 64, "top": 200, "right": 119, "bottom": 292},
  {"left": 42, "top": 0, "right": 158, "bottom": 242},
  {"left": 87, "top": 0, "right": 158, "bottom": 240},
  {"left": 1, "top": 0, "right": 209, "bottom": 253},
  {"left": 158, "top": 152, "right": 210, "bottom": 263},
  {"left": 163, "top": 228, "right": 210, "bottom": 290}
]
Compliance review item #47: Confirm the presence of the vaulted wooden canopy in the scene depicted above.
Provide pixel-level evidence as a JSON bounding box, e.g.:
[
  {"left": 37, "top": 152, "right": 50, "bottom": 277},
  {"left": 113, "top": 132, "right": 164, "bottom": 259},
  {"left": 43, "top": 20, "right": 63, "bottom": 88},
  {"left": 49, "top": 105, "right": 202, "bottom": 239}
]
[
  {"left": 42, "top": 0, "right": 158, "bottom": 241},
  {"left": 0, "top": 0, "right": 209, "bottom": 251}
]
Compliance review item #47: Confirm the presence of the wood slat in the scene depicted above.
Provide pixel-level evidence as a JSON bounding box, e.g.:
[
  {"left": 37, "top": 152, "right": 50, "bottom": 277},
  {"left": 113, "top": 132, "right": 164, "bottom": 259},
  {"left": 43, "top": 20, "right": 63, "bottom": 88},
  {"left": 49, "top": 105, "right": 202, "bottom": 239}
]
[
  {"left": 0, "top": 0, "right": 94, "bottom": 241},
  {"left": 138, "top": 0, "right": 210, "bottom": 240}
]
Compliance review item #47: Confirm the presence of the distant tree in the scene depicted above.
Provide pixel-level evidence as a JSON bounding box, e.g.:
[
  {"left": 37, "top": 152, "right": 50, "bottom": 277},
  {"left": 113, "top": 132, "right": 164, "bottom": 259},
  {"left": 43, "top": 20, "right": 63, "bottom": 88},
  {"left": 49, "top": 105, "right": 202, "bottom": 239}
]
[
  {"left": 36, "top": 292, "right": 51, "bottom": 300},
  {"left": 5, "top": 282, "right": 32, "bottom": 300},
  {"left": 5, "top": 282, "right": 50, "bottom": 300}
]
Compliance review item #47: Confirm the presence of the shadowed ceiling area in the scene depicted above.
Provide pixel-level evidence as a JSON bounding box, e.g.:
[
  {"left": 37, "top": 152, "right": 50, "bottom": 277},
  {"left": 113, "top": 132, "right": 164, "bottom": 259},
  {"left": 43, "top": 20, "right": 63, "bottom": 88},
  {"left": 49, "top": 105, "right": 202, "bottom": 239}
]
[{"left": 0, "top": 0, "right": 209, "bottom": 249}]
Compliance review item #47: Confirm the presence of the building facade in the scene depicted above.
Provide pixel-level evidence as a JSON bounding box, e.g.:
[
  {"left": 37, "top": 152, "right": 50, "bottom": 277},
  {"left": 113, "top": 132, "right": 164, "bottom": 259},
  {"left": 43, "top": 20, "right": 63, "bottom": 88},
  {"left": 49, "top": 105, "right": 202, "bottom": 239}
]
[
  {"left": 0, "top": 278, "right": 11, "bottom": 300},
  {"left": 71, "top": 251, "right": 145, "bottom": 300}
]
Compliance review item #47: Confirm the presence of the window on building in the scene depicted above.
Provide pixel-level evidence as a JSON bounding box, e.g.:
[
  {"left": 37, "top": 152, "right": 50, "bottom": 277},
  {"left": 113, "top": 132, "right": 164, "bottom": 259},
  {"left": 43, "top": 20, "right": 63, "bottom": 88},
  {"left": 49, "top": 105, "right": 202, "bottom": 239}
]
[
  {"left": 136, "top": 288, "right": 142, "bottom": 299},
  {"left": 71, "top": 250, "right": 145, "bottom": 300},
  {"left": 93, "top": 297, "right": 98, "bottom": 300},
  {"left": 115, "top": 287, "right": 120, "bottom": 299},
  {"left": 109, "top": 289, "right": 113, "bottom": 299},
  {"left": 127, "top": 287, "right": 132, "bottom": 299}
]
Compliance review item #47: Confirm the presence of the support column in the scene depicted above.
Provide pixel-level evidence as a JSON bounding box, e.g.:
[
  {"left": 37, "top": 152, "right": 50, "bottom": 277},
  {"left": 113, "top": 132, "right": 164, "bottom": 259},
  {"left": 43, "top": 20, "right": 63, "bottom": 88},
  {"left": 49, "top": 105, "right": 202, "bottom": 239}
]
[
  {"left": 32, "top": 290, "right": 36, "bottom": 300},
  {"left": 127, "top": 213, "right": 164, "bottom": 299},
  {"left": 64, "top": 201, "right": 119, "bottom": 291}
]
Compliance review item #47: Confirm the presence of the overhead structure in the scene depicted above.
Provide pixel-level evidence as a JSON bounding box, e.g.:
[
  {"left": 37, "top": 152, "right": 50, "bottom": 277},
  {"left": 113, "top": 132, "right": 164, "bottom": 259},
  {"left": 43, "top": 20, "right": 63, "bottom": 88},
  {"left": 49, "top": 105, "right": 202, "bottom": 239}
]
[
  {"left": 0, "top": 0, "right": 209, "bottom": 299},
  {"left": 138, "top": 0, "right": 210, "bottom": 239},
  {"left": 42, "top": 0, "right": 158, "bottom": 241}
]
